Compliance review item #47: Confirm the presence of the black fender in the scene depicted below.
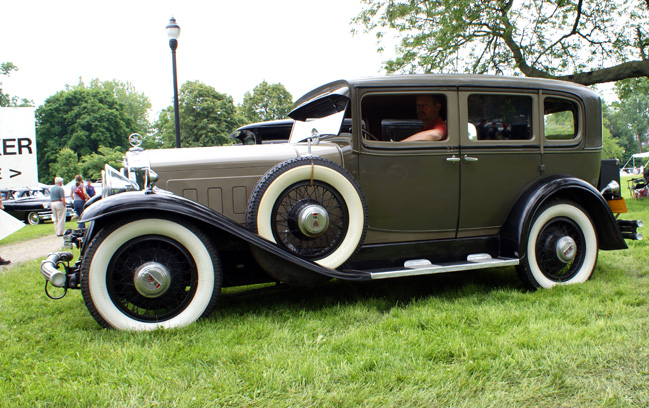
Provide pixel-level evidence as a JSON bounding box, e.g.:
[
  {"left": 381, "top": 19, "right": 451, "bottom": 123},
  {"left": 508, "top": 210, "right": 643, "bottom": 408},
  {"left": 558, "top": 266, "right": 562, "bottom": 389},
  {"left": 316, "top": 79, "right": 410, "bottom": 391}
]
[
  {"left": 80, "top": 191, "right": 370, "bottom": 281},
  {"left": 500, "top": 175, "right": 627, "bottom": 259}
]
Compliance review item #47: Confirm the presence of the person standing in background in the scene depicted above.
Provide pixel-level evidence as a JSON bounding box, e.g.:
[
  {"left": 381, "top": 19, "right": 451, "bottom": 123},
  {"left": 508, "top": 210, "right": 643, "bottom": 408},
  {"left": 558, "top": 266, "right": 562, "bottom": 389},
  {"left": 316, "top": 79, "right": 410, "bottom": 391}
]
[
  {"left": 85, "top": 179, "right": 96, "bottom": 199},
  {"left": 0, "top": 196, "right": 11, "bottom": 265},
  {"left": 71, "top": 175, "right": 89, "bottom": 228},
  {"left": 50, "top": 177, "right": 67, "bottom": 237}
]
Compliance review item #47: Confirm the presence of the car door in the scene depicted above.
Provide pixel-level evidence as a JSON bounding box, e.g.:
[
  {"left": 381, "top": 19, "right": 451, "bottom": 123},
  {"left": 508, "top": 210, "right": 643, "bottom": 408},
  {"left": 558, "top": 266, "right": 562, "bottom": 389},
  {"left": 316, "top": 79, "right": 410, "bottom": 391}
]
[
  {"left": 457, "top": 90, "right": 542, "bottom": 238},
  {"left": 356, "top": 90, "right": 461, "bottom": 244}
]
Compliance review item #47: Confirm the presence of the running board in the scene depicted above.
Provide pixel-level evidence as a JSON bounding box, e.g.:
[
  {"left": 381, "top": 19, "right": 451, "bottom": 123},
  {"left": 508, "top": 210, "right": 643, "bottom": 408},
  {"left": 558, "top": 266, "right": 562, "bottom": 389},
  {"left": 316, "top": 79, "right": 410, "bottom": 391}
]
[{"left": 366, "top": 254, "right": 520, "bottom": 280}]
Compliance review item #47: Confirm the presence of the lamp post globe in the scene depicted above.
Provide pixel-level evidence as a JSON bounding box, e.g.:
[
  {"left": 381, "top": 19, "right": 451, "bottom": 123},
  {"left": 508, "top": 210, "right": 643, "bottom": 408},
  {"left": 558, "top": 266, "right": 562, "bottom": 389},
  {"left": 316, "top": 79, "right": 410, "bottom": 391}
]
[{"left": 166, "top": 17, "right": 182, "bottom": 148}]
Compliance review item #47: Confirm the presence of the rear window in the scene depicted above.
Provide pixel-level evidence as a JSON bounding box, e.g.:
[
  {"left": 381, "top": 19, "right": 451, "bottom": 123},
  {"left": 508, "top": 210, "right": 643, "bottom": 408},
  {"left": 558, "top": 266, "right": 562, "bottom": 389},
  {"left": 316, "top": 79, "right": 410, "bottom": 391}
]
[{"left": 544, "top": 97, "right": 579, "bottom": 141}]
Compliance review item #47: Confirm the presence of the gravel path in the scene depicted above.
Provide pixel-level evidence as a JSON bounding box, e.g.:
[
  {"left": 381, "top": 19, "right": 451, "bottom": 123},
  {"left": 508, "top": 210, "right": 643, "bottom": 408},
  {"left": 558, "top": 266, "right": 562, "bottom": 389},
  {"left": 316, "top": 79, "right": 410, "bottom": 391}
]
[{"left": 0, "top": 235, "right": 67, "bottom": 271}]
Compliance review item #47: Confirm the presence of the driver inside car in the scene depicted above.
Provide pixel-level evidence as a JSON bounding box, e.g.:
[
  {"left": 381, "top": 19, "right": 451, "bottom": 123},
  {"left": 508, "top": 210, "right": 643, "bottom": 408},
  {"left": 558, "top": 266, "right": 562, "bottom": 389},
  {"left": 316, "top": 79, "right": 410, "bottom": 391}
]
[{"left": 402, "top": 95, "right": 447, "bottom": 142}]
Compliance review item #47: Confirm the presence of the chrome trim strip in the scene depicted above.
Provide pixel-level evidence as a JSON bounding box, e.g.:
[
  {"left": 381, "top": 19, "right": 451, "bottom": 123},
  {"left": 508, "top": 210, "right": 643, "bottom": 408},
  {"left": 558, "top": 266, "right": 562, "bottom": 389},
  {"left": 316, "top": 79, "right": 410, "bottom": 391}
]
[{"left": 369, "top": 257, "right": 520, "bottom": 280}]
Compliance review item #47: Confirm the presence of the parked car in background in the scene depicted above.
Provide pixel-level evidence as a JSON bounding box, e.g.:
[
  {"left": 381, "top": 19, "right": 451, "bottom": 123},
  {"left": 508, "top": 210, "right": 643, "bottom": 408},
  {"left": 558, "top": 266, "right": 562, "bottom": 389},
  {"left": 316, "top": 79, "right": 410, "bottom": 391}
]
[
  {"left": 229, "top": 119, "right": 353, "bottom": 145},
  {"left": 1, "top": 187, "right": 50, "bottom": 200},
  {"left": 41, "top": 74, "right": 642, "bottom": 331},
  {"left": 229, "top": 119, "right": 294, "bottom": 145},
  {"left": 3, "top": 194, "right": 74, "bottom": 225}
]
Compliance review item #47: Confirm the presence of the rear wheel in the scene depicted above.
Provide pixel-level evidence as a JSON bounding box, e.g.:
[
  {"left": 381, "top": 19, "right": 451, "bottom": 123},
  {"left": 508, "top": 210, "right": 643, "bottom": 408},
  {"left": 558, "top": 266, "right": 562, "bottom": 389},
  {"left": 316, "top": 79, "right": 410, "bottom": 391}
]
[
  {"left": 516, "top": 201, "right": 598, "bottom": 289},
  {"left": 81, "top": 216, "right": 221, "bottom": 330}
]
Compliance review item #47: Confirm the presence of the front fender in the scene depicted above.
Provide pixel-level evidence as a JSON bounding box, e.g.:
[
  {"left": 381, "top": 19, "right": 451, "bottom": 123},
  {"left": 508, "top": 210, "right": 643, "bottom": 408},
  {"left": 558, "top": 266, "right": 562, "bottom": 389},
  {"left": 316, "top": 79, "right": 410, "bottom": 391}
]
[
  {"left": 80, "top": 191, "right": 370, "bottom": 281},
  {"left": 501, "top": 175, "right": 627, "bottom": 259}
]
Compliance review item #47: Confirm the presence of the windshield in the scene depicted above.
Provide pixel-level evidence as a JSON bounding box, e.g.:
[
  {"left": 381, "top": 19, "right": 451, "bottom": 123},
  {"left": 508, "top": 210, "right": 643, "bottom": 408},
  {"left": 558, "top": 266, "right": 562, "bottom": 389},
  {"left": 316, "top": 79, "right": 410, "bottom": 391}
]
[
  {"left": 289, "top": 109, "right": 347, "bottom": 144},
  {"left": 288, "top": 85, "right": 350, "bottom": 144}
]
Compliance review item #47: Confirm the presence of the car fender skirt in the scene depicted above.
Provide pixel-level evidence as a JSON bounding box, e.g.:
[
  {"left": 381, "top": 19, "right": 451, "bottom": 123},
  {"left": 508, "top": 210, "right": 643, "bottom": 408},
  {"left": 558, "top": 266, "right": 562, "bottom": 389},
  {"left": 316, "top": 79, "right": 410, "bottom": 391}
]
[
  {"left": 80, "top": 191, "right": 371, "bottom": 281},
  {"left": 501, "top": 176, "right": 627, "bottom": 258}
]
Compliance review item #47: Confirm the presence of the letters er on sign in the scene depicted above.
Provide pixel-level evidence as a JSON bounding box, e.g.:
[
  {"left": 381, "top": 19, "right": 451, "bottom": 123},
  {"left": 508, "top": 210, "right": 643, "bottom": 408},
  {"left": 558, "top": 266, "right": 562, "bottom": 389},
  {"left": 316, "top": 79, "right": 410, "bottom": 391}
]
[{"left": 0, "top": 108, "right": 38, "bottom": 188}]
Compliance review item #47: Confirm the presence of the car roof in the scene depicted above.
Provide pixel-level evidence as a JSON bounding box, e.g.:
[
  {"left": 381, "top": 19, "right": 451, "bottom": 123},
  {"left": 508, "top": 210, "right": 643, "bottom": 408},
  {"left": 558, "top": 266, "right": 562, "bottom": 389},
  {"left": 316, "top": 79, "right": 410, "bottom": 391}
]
[{"left": 294, "top": 74, "right": 598, "bottom": 107}]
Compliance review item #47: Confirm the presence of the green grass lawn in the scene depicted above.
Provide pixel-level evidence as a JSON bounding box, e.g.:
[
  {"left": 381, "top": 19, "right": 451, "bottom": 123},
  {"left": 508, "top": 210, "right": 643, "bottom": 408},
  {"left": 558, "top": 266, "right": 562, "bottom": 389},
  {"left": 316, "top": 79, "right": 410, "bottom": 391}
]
[{"left": 1, "top": 180, "right": 647, "bottom": 407}]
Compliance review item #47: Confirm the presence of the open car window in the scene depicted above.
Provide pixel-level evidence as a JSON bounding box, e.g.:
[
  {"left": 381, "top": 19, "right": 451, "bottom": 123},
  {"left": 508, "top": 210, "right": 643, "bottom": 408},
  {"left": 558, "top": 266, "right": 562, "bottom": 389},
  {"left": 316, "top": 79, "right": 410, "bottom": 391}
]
[{"left": 360, "top": 93, "right": 449, "bottom": 143}]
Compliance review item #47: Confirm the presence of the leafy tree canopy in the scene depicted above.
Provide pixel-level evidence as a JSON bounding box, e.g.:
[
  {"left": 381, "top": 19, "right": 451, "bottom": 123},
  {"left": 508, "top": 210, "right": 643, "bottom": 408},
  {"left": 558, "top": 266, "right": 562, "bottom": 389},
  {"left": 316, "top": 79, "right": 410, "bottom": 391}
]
[
  {"left": 601, "top": 120, "right": 625, "bottom": 161},
  {"left": 154, "top": 80, "right": 243, "bottom": 148},
  {"left": 67, "top": 78, "right": 152, "bottom": 135},
  {"left": 354, "top": 0, "right": 649, "bottom": 85},
  {"left": 48, "top": 147, "right": 79, "bottom": 184},
  {"left": 36, "top": 87, "right": 135, "bottom": 183},
  {"left": 240, "top": 81, "right": 293, "bottom": 123},
  {"left": 1, "top": 62, "right": 33, "bottom": 107},
  {"left": 611, "top": 78, "right": 649, "bottom": 154},
  {"left": 79, "top": 146, "right": 127, "bottom": 181}
]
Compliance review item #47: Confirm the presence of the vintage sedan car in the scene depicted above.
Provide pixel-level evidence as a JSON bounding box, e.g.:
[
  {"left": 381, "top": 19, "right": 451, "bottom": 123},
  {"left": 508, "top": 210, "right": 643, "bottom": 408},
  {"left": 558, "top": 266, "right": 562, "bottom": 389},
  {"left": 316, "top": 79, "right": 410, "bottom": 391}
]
[
  {"left": 3, "top": 194, "right": 74, "bottom": 225},
  {"left": 40, "top": 75, "right": 643, "bottom": 331}
]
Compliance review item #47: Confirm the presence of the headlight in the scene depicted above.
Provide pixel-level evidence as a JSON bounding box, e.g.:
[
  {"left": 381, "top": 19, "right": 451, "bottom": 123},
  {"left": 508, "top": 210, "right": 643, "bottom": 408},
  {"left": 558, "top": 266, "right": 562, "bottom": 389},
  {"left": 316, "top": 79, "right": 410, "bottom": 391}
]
[
  {"left": 102, "top": 164, "right": 139, "bottom": 198},
  {"left": 601, "top": 180, "right": 620, "bottom": 195}
]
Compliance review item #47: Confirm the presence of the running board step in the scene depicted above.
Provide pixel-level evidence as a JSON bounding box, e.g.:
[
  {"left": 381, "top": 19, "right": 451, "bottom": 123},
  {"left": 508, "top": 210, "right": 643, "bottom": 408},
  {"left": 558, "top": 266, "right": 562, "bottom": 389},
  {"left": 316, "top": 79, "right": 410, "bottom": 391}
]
[{"left": 366, "top": 254, "right": 519, "bottom": 280}]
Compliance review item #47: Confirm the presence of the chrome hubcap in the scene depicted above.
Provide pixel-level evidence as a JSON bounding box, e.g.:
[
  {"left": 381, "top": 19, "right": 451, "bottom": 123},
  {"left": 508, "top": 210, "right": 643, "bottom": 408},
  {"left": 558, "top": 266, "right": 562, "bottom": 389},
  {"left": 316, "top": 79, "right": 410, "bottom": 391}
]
[
  {"left": 133, "top": 262, "right": 171, "bottom": 298},
  {"left": 555, "top": 236, "right": 577, "bottom": 263},
  {"left": 297, "top": 204, "right": 330, "bottom": 238}
]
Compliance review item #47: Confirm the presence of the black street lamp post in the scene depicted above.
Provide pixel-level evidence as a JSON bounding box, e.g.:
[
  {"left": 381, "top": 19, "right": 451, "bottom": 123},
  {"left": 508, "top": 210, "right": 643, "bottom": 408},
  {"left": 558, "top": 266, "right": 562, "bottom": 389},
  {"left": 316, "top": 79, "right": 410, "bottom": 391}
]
[{"left": 166, "top": 17, "right": 181, "bottom": 148}]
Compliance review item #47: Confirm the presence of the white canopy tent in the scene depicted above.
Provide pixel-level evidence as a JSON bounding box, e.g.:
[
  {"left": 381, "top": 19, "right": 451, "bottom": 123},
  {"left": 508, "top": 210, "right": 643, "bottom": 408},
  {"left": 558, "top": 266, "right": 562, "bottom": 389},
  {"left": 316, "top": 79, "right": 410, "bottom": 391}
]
[{"left": 622, "top": 152, "right": 649, "bottom": 174}]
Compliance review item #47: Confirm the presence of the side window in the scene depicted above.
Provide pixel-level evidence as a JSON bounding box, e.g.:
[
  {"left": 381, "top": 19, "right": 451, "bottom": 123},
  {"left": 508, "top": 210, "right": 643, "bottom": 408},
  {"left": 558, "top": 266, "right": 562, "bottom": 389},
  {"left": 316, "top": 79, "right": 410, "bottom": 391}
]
[
  {"left": 360, "top": 93, "right": 448, "bottom": 143},
  {"left": 467, "top": 94, "right": 533, "bottom": 141},
  {"left": 544, "top": 97, "right": 579, "bottom": 141}
]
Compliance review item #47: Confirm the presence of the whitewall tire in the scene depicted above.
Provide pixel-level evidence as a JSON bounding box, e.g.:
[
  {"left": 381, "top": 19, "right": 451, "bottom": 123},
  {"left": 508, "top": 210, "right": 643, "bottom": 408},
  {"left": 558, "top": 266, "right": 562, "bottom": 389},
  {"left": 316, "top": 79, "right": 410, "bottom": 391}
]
[
  {"left": 81, "top": 217, "right": 221, "bottom": 331},
  {"left": 517, "top": 201, "right": 598, "bottom": 289}
]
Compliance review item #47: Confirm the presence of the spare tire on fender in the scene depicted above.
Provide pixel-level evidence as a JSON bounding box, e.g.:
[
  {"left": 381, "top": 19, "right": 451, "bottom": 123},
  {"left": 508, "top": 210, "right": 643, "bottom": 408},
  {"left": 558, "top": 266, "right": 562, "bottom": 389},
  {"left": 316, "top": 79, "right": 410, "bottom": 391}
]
[{"left": 247, "top": 157, "right": 368, "bottom": 282}]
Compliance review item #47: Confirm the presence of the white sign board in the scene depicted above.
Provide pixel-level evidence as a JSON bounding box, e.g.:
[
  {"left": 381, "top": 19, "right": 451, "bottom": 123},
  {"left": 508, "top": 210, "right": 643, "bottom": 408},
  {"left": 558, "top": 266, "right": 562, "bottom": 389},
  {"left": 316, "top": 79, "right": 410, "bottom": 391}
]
[
  {"left": 0, "top": 210, "right": 25, "bottom": 241},
  {"left": 0, "top": 107, "right": 38, "bottom": 188}
]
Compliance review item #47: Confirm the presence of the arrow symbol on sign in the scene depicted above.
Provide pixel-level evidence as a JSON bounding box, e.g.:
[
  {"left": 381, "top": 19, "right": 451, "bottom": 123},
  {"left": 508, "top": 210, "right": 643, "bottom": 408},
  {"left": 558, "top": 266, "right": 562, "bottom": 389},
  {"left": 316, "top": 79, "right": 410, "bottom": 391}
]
[{"left": 10, "top": 169, "right": 22, "bottom": 178}]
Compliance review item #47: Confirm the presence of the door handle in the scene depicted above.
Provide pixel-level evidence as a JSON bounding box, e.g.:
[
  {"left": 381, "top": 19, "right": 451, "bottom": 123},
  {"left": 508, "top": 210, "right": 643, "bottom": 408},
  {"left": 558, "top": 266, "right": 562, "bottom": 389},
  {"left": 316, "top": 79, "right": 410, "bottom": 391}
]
[
  {"left": 446, "top": 155, "right": 461, "bottom": 163},
  {"left": 463, "top": 155, "right": 478, "bottom": 162}
]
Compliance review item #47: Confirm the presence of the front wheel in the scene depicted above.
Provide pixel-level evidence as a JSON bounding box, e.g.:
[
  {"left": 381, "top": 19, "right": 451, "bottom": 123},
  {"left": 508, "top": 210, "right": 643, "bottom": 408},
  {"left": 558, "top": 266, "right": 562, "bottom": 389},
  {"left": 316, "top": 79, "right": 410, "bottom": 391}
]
[
  {"left": 81, "top": 216, "right": 222, "bottom": 330},
  {"left": 26, "top": 212, "right": 41, "bottom": 225},
  {"left": 516, "top": 201, "right": 598, "bottom": 289}
]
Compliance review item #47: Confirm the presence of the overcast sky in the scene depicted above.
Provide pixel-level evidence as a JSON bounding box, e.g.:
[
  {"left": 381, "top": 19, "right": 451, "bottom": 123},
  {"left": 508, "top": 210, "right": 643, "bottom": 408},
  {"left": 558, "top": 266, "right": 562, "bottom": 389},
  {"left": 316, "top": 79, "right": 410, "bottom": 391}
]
[{"left": 2, "top": 0, "right": 394, "bottom": 118}]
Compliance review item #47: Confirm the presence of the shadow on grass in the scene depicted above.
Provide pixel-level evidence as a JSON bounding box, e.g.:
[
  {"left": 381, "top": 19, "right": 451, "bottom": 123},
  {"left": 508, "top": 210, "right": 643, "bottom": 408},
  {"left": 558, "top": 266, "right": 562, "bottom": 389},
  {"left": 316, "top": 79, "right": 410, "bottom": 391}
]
[{"left": 213, "top": 266, "right": 525, "bottom": 319}]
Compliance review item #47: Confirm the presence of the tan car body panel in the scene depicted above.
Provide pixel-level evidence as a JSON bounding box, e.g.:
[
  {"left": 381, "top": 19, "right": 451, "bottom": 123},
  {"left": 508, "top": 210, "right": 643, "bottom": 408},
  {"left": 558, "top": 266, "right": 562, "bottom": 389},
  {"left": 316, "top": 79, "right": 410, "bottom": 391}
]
[{"left": 139, "top": 142, "right": 348, "bottom": 224}]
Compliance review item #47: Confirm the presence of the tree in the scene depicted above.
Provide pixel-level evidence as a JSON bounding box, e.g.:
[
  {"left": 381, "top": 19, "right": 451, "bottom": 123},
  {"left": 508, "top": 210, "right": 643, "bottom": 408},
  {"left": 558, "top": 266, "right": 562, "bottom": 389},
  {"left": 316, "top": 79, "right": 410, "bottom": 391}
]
[
  {"left": 354, "top": 0, "right": 649, "bottom": 85},
  {"left": 602, "top": 123, "right": 625, "bottom": 160},
  {"left": 68, "top": 78, "right": 152, "bottom": 135},
  {"left": 49, "top": 147, "right": 80, "bottom": 183},
  {"left": 1, "top": 62, "right": 33, "bottom": 107},
  {"left": 240, "top": 81, "right": 293, "bottom": 123},
  {"left": 36, "top": 87, "right": 136, "bottom": 183},
  {"left": 154, "top": 80, "right": 243, "bottom": 148},
  {"left": 79, "top": 146, "right": 127, "bottom": 181},
  {"left": 610, "top": 78, "right": 649, "bottom": 154},
  {"left": 604, "top": 102, "right": 638, "bottom": 165}
]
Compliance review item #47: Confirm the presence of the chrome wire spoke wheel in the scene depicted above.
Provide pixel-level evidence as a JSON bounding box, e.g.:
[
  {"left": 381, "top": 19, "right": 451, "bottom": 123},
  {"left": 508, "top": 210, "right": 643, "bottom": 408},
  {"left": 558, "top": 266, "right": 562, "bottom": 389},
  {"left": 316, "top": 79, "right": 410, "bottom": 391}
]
[
  {"left": 271, "top": 180, "right": 348, "bottom": 259},
  {"left": 516, "top": 201, "right": 597, "bottom": 289},
  {"left": 107, "top": 236, "right": 197, "bottom": 322},
  {"left": 534, "top": 217, "right": 585, "bottom": 282}
]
